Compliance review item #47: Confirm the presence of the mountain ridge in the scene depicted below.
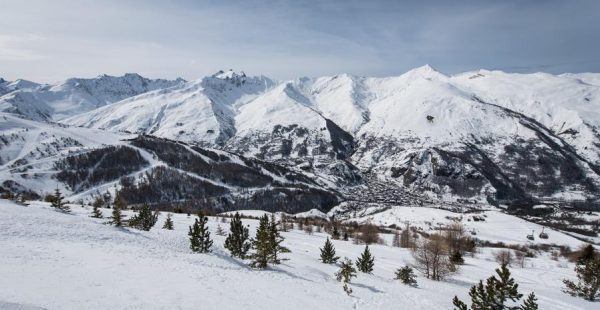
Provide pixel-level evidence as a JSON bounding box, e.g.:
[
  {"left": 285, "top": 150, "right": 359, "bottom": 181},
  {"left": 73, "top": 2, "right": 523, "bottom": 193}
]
[{"left": 2, "top": 67, "right": 600, "bottom": 211}]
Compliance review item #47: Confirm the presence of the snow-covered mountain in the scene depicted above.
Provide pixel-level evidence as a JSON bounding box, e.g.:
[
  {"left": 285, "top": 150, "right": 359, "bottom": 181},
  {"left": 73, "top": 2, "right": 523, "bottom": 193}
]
[
  {"left": 0, "top": 112, "right": 340, "bottom": 213},
  {"left": 66, "top": 70, "right": 274, "bottom": 145},
  {"left": 0, "top": 73, "right": 186, "bottom": 121},
  {"left": 59, "top": 67, "right": 600, "bottom": 209},
  {"left": 2, "top": 66, "right": 600, "bottom": 212}
]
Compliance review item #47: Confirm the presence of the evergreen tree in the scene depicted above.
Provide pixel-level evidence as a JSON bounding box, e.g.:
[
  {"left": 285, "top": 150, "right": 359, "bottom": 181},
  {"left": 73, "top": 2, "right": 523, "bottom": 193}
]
[
  {"left": 450, "top": 251, "right": 465, "bottom": 265},
  {"left": 395, "top": 266, "right": 417, "bottom": 286},
  {"left": 162, "top": 213, "right": 174, "bottom": 230},
  {"left": 268, "top": 214, "right": 289, "bottom": 264},
  {"left": 216, "top": 223, "right": 226, "bottom": 236},
  {"left": 188, "top": 212, "right": 213, "bottom": 253},
  {"left": 356, "top": 245, "right": 375, "bottom": 273},
  {"left": 453, "top": 264, "right": 538, "bottom": 310},
  {"left": 521, "top": 293, "right": 538, "bottom": 310},
  {"left": 320, "top": 237, "right": 339, "bottom": 264},
  {"left": 51, "top": 187, "right": 70, "bottom": 213},
  {"left": 224, "top": 212, "right": 251, "bottom": 259},
  {"left": 107, "top": 192, "right": 126, "bottom": 227},
  {"left": 90, "top": 202, "right": 103, "bottom": 218},
  {"left": 336, "top": 257, "right": 357, "bottom": 295},
  {"left": 250, "top": 215, "right": 271, "bottom": 269},
  {"left": 331, "top": 224, "right": 341, "bottom": 240},
  {"left": 563, "top": 256, "right": 600, "bottom": 301},
  {"left": 577, "top": 244, "right": 597, "bottom": 265},
  {"left": 108, "top": 202, "right": 125, "bottom": 227},
  {"left": 129, "top": 203, "right": 158, "bottom": 231}
]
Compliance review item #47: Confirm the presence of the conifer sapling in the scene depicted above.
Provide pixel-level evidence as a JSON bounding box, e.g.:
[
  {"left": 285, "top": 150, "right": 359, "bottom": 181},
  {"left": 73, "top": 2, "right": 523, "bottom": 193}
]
[
  {"left": 268, "top": 214, "right": 290, "bottom": 264},
  {"left": 356, "top": 245, "right": 375, "bottom": 273},
  {"left": 129, "top": 203, "right": 158, "bottom": 231},
  {"left": 336, "top": 257, "right": 357, "bottom": 295},
  {"left": 395, "top": 265, "right": 417, "bottom": 286},
  {"left": 224, "top": 212, "right": 251, "bottom": 259},
  {"left": 51, "top": 187, "right": 70, "bottom": 213},
  {"left": 452, "top": 264, "right": 538, "bottom": 309},
  {"left": 562, "top": 256, "right": 600, "bottom": 301},
  {"left": 320, "top": 237, "right": 340, "bottom": 264},
  {"left": 108, "top": 192, "right": 126, "bottom": 227},
  {"left": 162, "top": 213, "right": 174, "bottom": 230},
  {"left": 188, "top": 212, "right": 213, "bottom": 253},
  {"left": 250, "top": 215, "right": 271, "bottom": 269},
  {"left": 90, "top": 202, "right": 103, "bottom": 218}
]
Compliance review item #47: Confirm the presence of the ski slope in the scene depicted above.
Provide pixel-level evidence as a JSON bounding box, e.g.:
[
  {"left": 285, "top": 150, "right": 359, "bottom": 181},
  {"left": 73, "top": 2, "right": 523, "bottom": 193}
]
[{"left": 0, "top": 199, "right": 595, "bottom": 310}]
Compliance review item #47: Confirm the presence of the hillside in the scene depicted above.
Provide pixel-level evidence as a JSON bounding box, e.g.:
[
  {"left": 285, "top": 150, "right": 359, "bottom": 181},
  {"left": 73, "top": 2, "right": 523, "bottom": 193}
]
[
  {"left": 0, "top": 199, "right": 596, "bottom": 310},
  {"left": 0, "top": 113, "right": 340, "bottom": 213},
  {"left": 61, "top": 67, "right": 600, "bottom": 209}
]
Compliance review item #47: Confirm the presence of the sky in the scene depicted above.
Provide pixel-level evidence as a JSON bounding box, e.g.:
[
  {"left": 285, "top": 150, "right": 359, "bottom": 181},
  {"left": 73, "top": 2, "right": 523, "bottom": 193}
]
[{"left": 1, "top": 0, "right": 599, "bottom": 83}]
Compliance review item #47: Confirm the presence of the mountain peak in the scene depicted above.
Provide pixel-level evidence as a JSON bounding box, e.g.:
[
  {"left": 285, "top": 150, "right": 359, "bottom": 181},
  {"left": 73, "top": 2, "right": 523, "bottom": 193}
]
[
  {"left": 400, "top": 64, "right": 447, "bottom": 81},
  {"left": 212, "top": 69, "right": 247, "bottom": 80}
]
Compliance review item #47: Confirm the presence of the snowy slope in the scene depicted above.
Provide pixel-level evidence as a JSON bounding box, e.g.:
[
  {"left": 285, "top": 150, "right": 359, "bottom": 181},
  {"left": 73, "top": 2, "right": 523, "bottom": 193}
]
[
  {"left": 0, "top": 73, "right": 185, "bottom": 121},
  {"left": 0, "top": 199, "right": 596, "bottom": 310},
  {"left": 0, "top": 112, "right": 134, "bottom": 195},
  {"left": 6, "top": 67, "right": 600, "bottom": 207},
  {"left": 66, "top": 70, "right": 274, "bottom": 145},
  {"left": 0, "top": 78, "right": 40, "bottom": 96},
  {"left": 0, "top": 116, "right": 340, "bottom": 213}
]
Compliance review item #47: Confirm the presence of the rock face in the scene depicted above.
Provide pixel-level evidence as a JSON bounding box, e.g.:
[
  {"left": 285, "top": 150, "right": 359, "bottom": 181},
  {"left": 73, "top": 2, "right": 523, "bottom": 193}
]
[{"left": 3, "top": 67, "right": 600, "bottom": 211}]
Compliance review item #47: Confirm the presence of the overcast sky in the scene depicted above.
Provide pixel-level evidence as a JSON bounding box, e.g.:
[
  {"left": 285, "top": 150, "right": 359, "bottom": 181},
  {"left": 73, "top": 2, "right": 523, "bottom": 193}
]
[{"left": 1, "top": 0, "right": 599, "bottom": 83}]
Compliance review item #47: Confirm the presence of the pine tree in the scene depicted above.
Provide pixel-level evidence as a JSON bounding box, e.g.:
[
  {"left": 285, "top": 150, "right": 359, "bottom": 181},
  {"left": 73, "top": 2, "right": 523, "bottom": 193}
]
[
  {"left": 331, "top": 224, "right": 341, "bottom": 240},
  {"left": 320, "top": 237, "right": 339, "bottom": 264},
  {"left": 450, "top": 251, "right": 465, "bottom": 265},
  {"left": 577, "top": 244, "right": 596, "bottom": 265},
  {"left": 162, "top": 213, "right": 174, "bottom": 230},
  {"left": 395, "top": 266, "right": 417, "bottom": 286},
  {"left": 107, "top": 192, "right": 126, "bottom": 227},
  {"left": 250, "top": 215, "right": 271, "bottom": 269},
  {"left": 521, "top": 293, "right": 538, "bottom": 310},
  {"left": 224, "top": 212, "right": 250, "bottom": 259},
  {"left": 51, "top": 187, "right": 70, "bottom": 213},
  {"left": 129, "top": 203, "right": 158, "bottom": 231},
  {"left": 336, "top": 258, "right": 357, "bottom": 295},
  {"left": 356, "top": 245, "right": 375, "bottom": 273},
  {"left": 108, "top": 202, "right": 125, "bottom": 227},
  {"left": 453, "top": 264, "right": 538, "bottom": 309},
  {"left": 188, "top": 212, "right": 213, "bottom": 253},
  {"left": 268, "top": 214, "right": 289, "bottom": 264},
  {"left": 216, "top": 223, "right": 226, "bottom": 236},
  {"left": 562, "top": 256, "right": 600, "bottom": 301},
  {"left": 90, "top": 202, "right": 103, "bottom": 218}
]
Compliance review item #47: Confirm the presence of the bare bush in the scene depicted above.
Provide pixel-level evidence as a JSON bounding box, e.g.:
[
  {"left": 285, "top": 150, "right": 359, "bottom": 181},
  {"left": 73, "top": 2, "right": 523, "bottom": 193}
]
[
  {"left": 412, "top": 234, "right": 457, "bottom": 280},
  {"left": 494, "top": 250, "right": 514, "bottom": 266},
  {"left": 304, "top": 225, "right": 313, "bottom": 235},
  {"left": 357, "top": 223, "right": 380, "bottom": 245},
  {"left": 514, "top": 250, "right": 527, "bottom": 268}
]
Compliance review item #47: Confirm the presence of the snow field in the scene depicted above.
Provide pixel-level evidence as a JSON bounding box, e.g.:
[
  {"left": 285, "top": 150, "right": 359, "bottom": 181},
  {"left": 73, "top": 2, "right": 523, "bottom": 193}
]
[{"left": 0, "top": 199, "right": 596, "bottom": 309}]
